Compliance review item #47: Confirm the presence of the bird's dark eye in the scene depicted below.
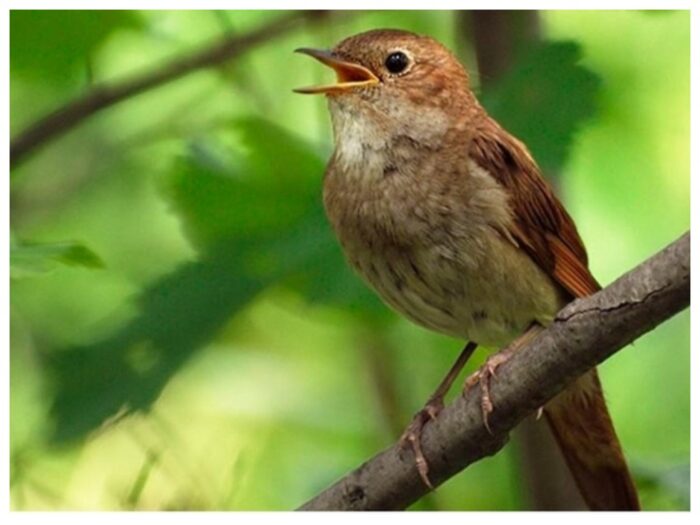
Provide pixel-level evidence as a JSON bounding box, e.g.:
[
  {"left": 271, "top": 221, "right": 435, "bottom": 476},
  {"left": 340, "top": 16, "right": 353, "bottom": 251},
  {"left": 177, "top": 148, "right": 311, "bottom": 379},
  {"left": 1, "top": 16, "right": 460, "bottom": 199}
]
[{"left": 385, "top": 52, "right": 409, "bottom": 74}]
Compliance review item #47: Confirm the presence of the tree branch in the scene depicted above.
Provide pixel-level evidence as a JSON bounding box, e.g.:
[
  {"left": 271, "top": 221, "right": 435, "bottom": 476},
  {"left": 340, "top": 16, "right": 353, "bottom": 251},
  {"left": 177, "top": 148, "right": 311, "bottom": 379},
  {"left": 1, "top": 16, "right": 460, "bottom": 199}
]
[
  {"left": 10, "top": 10, "right": 333, "bottom": 168},
  {"left": 298, "top": 232, "right": 690, "bottom": 510}
]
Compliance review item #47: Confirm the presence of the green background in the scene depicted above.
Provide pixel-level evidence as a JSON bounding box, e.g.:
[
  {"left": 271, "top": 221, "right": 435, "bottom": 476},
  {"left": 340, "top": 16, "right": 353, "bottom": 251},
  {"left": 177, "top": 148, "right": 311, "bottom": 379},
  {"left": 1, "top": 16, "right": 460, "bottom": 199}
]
[{"left": 10, "top": 10, "right": 689, "bottom": 510}]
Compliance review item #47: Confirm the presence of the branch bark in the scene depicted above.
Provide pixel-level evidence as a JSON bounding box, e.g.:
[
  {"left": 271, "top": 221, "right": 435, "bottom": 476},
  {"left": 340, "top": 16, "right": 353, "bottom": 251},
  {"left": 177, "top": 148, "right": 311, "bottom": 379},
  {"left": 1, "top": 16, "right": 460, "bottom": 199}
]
[
  {"left": 298, "top": 231, "right": 690, "bottom": 510},
  {"left": 10, "top": 10, "right": 333, "bottom": 168}
]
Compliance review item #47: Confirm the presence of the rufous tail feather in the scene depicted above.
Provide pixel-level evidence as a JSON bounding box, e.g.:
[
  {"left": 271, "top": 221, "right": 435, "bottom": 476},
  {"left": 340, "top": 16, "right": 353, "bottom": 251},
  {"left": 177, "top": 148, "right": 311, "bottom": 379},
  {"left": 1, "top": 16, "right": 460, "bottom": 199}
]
[{"left": 544, "top": 369, "right": 640, "bottom": 510}]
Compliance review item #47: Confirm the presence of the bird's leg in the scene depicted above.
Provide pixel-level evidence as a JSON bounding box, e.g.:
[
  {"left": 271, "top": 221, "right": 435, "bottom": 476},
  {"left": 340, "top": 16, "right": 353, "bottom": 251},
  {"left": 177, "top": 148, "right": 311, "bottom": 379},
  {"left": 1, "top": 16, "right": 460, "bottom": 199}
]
[
  {"left": 464, "top": 324, "right": 544, "bottom": 433},
  {"left": 400, "top": 341, "right": 477, "bottom": 488}
]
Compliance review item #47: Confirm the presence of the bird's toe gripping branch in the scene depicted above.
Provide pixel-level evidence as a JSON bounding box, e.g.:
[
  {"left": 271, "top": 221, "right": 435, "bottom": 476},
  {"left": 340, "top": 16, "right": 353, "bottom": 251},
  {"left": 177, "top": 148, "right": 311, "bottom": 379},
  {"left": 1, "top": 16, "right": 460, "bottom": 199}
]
[
  {"left": 463, "top": 352, "right": 511, "bottom": 434},
  {"left": 399, "top": 397, "right": 445, "bottom": 489},
  {"left": 463, "top": 325, "right": 545, "bottom": 433}
]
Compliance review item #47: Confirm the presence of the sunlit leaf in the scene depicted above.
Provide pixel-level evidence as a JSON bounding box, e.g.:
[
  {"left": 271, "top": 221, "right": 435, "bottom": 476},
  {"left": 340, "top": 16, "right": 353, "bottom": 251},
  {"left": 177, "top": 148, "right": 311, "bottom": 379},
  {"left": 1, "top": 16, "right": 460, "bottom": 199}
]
[{"left": 10, "top": 240, "right": 104, "bottom": 279}]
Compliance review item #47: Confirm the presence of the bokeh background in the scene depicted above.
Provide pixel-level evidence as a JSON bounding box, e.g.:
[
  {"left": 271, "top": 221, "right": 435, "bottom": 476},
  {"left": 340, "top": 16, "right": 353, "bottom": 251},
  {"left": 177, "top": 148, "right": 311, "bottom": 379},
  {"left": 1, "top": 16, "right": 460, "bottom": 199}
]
[{"left": 9, "top": 10, "right": 689, "bottom": 510}]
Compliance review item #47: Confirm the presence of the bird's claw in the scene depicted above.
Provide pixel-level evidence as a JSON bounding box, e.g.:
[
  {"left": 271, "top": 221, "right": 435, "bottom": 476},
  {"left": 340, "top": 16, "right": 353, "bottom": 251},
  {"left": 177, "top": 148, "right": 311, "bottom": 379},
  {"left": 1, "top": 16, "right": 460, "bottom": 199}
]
[
  {"left": 399, "top": 397, "right": 445, "bottom": 489},
  {"left": 463, "top": 352, "right": 511, "bottom": 434}
]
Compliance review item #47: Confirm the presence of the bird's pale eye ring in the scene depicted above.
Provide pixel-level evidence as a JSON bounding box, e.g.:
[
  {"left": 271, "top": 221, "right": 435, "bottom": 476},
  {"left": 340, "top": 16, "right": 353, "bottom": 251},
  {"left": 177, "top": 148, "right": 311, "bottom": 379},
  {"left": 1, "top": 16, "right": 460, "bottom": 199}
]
[{"left": 384, "top": 51, "right": 410, "bottom": 75}]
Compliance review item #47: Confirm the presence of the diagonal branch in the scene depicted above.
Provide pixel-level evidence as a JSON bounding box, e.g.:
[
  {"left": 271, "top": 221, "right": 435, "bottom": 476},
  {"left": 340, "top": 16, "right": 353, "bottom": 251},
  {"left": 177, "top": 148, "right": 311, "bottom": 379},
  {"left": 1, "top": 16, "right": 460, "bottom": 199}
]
[
  {"left": 299, "top": 232, "right": 690, "bottom": 510},
  {"left": 10, "top": 10, "right": 334, "bottom": 168}
]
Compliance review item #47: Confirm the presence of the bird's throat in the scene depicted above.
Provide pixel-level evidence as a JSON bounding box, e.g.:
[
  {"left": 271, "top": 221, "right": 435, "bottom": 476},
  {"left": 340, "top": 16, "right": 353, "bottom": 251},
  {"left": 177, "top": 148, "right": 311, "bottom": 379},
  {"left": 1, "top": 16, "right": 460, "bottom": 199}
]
[
  {"left": 328, "top": 99, "right": 390, "bottom": 177},
  {"left": 328, "top": 97, "right": 451, "bottom": 183}
]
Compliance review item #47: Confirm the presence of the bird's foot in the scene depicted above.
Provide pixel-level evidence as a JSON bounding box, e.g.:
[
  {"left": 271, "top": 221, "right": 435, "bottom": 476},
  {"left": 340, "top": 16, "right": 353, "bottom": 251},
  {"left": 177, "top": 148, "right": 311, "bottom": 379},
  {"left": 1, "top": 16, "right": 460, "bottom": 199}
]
[
  {"left": 399, "top": 396, "right": 445, "bottom": 489},
  {"left": 463, "top": 351, "right": 511, "bottom": 434}
]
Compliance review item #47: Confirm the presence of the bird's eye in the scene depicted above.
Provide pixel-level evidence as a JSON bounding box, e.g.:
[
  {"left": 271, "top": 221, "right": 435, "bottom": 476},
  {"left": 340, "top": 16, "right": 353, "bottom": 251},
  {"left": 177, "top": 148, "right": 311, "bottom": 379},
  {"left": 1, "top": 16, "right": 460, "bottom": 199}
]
[{"left": 385, "top": 51, "right": 409, "bottom": 74}]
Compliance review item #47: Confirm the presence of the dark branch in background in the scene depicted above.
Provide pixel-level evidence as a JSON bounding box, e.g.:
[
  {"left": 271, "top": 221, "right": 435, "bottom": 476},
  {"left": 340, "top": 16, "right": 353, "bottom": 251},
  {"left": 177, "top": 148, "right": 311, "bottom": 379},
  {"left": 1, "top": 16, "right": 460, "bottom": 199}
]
[
  {"left": 468, "top": 10, "right": 540, "bottom": 90},
  {"left": 10, "top": 10, "right": 333, "bottom": 168},
  {"left": 298, "top": 232, "right": 690, "bottom": 510}
]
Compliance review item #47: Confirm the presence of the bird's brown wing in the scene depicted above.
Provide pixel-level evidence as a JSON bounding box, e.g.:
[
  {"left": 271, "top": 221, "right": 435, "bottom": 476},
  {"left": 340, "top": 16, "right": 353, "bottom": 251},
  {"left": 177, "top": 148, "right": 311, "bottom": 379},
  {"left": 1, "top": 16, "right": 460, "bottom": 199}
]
[
  {"left": 470, "top": 119, "right": 640, "bottom": 511},
  {"left": 470, "top": 121, "right": 600, "bottom": 299}
]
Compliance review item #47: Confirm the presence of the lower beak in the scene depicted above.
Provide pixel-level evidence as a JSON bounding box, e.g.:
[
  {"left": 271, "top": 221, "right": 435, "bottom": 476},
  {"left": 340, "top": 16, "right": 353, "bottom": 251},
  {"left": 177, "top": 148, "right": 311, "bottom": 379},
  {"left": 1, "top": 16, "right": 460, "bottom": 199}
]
[{"left": 293, "top": 48, "right": 380, "bottom": 94}]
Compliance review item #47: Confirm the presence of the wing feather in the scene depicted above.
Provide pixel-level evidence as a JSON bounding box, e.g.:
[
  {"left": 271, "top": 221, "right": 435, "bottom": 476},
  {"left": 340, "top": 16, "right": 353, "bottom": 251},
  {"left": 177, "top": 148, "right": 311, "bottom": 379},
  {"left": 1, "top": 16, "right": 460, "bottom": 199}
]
[{"left": 470, "top": 119, "right": 600, "bottom": 298}]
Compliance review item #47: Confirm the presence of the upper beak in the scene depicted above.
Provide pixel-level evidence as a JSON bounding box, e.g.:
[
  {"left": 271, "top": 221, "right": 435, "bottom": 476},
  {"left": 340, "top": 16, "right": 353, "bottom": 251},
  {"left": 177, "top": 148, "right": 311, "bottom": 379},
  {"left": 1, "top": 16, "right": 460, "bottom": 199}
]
[{"left": 293, "top": 48, "right": 379, "bottom": 94}]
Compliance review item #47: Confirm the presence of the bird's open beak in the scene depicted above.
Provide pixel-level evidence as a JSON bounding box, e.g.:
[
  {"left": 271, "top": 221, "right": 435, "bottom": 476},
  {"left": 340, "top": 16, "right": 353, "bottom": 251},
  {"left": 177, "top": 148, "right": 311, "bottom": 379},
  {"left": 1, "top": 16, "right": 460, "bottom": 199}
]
[{"left": 293, "top": 48, "right": 379, "bottom": 94}]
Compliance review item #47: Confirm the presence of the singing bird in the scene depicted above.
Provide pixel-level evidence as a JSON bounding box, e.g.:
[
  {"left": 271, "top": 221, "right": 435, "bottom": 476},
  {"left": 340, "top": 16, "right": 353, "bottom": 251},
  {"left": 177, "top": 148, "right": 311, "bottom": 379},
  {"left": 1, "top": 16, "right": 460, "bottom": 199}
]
[{"left": 294, "top": 29, "right": 640, "bottom": 510}]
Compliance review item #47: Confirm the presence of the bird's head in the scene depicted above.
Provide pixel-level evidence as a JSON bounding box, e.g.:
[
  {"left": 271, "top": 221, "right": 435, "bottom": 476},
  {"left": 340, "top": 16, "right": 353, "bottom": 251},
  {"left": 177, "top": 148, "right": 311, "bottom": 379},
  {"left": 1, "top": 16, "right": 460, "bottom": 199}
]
[{"left": 295, "top": 29, "right": 476, "bottom": 151}]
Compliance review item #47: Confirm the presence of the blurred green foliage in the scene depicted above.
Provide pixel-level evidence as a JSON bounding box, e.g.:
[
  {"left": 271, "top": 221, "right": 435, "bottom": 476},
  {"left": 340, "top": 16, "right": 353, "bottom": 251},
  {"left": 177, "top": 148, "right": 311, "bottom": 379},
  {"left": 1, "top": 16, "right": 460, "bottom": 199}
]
[
  {"left": 482, "top": 41, "right": 600, "bottom": 175},
  {"left": 10, "top": 10, "right": 142, "bottom": 84},
  {"left": 9, "top": 10, "right": 689, "bottom": 510}
]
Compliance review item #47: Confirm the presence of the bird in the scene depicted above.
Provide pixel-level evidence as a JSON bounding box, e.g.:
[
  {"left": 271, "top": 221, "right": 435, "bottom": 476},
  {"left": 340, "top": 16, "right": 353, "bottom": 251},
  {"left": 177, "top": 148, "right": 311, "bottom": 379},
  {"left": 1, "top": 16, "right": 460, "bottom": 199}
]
[{"left": 294, "top": 28, "right": 640, "bottom": 510}]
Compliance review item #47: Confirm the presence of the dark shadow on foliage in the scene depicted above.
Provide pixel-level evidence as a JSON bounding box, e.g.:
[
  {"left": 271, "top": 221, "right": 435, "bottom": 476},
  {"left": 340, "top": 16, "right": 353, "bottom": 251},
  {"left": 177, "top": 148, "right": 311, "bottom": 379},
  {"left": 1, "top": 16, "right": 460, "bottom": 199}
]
[{"left": 481, "top": 40, "right": 600, "bottom": 176}]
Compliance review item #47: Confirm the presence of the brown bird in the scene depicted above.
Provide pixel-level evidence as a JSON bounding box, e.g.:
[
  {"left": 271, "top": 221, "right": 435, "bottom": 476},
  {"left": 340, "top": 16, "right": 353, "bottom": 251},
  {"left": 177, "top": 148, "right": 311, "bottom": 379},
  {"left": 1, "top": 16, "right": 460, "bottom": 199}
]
[{"left": 295, "top": 29, "right": 640, "bottom": 510}]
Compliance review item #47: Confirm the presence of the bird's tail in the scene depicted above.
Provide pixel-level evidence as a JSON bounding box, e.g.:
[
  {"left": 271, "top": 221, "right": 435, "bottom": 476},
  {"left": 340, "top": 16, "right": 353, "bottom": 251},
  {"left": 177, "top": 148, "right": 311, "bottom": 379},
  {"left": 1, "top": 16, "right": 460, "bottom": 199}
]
[{"left": 544, "top": 368, "right": 640, "bottom": 510}]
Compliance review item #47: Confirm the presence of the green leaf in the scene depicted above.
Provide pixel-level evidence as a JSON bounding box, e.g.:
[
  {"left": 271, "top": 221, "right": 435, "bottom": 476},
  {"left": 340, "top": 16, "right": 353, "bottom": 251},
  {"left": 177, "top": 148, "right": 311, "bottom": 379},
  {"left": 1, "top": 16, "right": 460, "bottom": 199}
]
[
  {"left": 10, "top": 240, "right": 104, "bottom": 279},
  {"left": 481, "top": 41, "right": 601, "bottom": 175},
  {"left": 164, "top": 117, "right": 324, "bottom": 251}
]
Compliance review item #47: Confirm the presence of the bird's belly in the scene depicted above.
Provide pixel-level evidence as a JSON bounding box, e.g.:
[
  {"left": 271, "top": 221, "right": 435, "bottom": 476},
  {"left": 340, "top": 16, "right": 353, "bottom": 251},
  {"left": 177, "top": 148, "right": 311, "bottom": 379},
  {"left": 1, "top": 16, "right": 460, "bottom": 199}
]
[{"left": 346, "top": 232, "right": 564, "bottom": 348}]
